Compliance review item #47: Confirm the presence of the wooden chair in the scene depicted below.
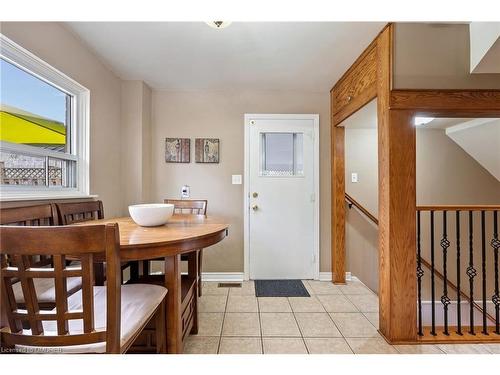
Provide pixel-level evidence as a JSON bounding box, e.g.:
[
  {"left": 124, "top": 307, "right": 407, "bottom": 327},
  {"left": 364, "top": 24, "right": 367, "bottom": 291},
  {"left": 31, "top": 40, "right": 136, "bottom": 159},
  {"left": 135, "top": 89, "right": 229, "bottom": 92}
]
[
  {"left": 167, "top": 199, "right": 207, "bottom": 297},
  {"left": 0, "top": 224, "right": 167, "bottom": 354},
  {"left": 139, "top": 199, "right": 207, "bottom": 296},
  {"left": 0, "top": 204, "right": 81, "bottom": 309},
  {"left": 164, "top": 199, "right": 208, "bottom": 215}
]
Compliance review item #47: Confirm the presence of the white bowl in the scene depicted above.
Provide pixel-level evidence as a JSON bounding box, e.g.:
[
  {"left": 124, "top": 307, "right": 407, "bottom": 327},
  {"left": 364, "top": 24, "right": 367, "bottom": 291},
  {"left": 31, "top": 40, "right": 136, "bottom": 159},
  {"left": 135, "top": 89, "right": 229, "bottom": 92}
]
[{"left": 128, "top": 203, "right": 174, "bottom": 227}]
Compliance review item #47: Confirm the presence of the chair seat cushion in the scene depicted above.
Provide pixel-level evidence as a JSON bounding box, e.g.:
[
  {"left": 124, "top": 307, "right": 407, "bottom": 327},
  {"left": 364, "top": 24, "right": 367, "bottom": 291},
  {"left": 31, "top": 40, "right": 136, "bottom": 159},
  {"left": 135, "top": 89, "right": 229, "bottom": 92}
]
[
  {"left": 13, "top": 277, "right": 82, "bottom": 304},
  {"left": 18, "top": 284, "right": 167, "bottom": 353}
]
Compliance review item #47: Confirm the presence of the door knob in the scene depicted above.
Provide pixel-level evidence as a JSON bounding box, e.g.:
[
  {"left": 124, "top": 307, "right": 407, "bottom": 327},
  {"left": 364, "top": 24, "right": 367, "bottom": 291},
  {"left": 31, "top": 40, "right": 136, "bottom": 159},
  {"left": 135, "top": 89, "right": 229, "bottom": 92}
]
[
  {"left": 252, "top": 204, "right": 259, "bottom": 211},
  {"left": 252, "top": 192, "right": 258, "bottom": 198}
]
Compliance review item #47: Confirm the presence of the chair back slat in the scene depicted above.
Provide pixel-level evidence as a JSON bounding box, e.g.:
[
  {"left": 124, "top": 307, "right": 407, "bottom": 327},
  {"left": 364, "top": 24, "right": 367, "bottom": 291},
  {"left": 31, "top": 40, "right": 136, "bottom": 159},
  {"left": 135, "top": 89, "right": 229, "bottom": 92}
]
[
  {"left": 53, "top": 255, "right": 69, "bottom": 335},
  {"left": 56, "top": 201, "right": 104, "bottom": 225},
  {"left": 12, "top": 255, "right": 43, "bottom": 334},
  {"left": 164, "top": 199, "right": 208, "bottom": 215},
  {"left": 80, "top": 254, "right": 95, "bottom": 333},
  {"left": 0, "top": 224, "right": 120, "bottom": 351}
]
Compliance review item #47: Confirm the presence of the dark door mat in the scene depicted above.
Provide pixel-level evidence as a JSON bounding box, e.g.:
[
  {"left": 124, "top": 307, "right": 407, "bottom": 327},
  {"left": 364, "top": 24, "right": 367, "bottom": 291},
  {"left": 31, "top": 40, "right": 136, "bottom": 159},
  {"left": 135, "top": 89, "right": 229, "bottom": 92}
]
[{"left": 255, "top": 279, "right": 310, "bottom": 297}]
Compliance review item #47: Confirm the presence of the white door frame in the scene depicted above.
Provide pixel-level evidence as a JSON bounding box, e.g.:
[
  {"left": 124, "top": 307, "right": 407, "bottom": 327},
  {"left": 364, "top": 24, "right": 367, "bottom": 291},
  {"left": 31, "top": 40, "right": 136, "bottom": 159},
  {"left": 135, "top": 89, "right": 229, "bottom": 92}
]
[{"left": 243, "top": 114, "right": 320, "bottom": 281}]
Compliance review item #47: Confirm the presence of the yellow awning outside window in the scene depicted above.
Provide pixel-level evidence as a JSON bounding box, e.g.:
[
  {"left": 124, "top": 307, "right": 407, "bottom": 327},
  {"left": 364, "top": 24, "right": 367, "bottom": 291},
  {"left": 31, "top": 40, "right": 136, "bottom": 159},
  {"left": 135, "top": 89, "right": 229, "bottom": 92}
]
[{"left": 0, "top": 110, "right": 66, "bottom": 146}]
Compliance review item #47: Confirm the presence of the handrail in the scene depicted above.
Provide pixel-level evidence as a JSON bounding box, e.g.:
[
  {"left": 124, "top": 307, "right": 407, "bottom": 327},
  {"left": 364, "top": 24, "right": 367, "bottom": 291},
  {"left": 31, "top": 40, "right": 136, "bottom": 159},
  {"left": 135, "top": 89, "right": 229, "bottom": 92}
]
[
  {"left": 345, "top": 193, "right": 378, "bottom": 225},
  {"left": 344, "top": 193, "right": 496, "bottom": 325},
  {"left": 417, "top": 205, "right": 500, "bottom": 211}
]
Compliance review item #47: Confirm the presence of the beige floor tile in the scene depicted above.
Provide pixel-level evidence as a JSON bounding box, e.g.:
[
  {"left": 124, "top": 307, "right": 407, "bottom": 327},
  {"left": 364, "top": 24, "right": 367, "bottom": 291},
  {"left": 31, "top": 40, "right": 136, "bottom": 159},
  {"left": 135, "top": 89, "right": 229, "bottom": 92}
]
[
  {"left": 194, "top": 313, "right": 224, "bottom": 336},
  {"left": 229, "top": 281, "right": 255, "bottom": 295},
  {"left": 306, "top": 280, "right": 342, "bottom": 295},
  {"left": 198, "top": 295, "right": 227, "bottom": 313},
  {"left": 317, "top": 294, "right": 358, "bottom": 313},
  {"left": 289, "top": 296, "right": 325, "bottom": 312},
  {"left": 184, "top": 336, "right": 220, "bottom": 354},
  {"left": 260, "top": 312, "right": 301, "bottom": 337},
  {"left": 329, "top": 312, "right": 379, "bottom": 338},
  {"left": 295, "top": 313, "right": 342, "bottom": 337},
  {"left": 202, "top": 282, "right": 230, "bottom": 295},
  {"left": 305, "top": 338, "right": 354, "bottom": 354},
  {"left": 219, "top": 337, "right": 263, "bottom": 354},
  {"left": 338, "top": 283, "right": 374, "bottom": 295},
  {"left": 362, "top": 312, "right": 379, "bottom": 329},
  {"left": 345, "top": 294, "right": 379, "bottom": 313},
  {"left": 346, "top": 338, "right": 398, "bottom": 354},
  {"left": 394, "top": 344, "right": 444, "bottom": 354},
  {"left": 222, "top": 313, "right": 261, "bottom": 337},
  {"left": 437, "top": 344, "right": 493, "bottom": 354},
  {"left": 258, "top": 297, "right": 292, "bottom": 312},
  {"left": 226, "top": 295, "right": 258, "bottom": 312},
  {"left": 263, "top": 338, "right": 308, "bottom": 354},
  {"left": 482, "top": 344, "right": 500, "bottom": 354}
]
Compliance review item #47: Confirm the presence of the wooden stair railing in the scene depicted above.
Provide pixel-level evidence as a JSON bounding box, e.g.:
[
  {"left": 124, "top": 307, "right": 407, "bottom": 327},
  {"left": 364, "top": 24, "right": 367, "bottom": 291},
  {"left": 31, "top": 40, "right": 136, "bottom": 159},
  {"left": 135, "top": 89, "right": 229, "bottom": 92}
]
[{"left": 345, "top": 193, "right": 500, "bottom": 342}]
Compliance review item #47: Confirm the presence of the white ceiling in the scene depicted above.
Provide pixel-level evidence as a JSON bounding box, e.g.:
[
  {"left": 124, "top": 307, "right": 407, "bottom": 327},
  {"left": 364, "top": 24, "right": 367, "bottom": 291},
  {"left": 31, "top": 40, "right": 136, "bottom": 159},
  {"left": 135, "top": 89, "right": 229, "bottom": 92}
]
[{"left": 65, "top": 22, "right": 385, "bottom": 91}]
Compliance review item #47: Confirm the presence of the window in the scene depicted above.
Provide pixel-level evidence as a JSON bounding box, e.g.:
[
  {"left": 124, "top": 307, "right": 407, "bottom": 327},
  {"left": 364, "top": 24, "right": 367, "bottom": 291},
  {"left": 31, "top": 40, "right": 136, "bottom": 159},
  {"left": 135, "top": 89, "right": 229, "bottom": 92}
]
[
  {"left": 260, "top": 132, "right": 304, "bottom": 176},
  {"left": 0, "top": 34, "right": 89, "bottom": 200}
]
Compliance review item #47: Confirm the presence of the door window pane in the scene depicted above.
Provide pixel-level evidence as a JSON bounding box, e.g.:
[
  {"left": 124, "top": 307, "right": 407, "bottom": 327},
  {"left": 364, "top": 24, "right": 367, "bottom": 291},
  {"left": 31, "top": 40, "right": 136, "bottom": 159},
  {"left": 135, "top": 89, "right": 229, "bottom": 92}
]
[{"left": 261, "top": 133, "right": 304, "bottom": 176}]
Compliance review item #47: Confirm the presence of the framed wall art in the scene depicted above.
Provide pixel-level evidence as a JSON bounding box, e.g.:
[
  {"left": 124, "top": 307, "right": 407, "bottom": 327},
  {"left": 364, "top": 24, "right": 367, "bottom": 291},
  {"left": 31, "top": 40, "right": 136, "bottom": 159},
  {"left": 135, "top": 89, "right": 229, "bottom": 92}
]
[
  {"left": 195, "top": 138, "right": 220, "bottom": 163},
  {"left": 165, "top": 138, "right": 190, "bottom": 163}
]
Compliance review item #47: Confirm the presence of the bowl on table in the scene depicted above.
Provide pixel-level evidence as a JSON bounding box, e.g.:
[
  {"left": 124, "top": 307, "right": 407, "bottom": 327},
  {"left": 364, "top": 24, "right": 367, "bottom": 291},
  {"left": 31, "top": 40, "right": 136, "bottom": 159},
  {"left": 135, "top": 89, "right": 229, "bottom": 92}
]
[{"left": 128, "top": 203, "right": 174, "bottom": 227}]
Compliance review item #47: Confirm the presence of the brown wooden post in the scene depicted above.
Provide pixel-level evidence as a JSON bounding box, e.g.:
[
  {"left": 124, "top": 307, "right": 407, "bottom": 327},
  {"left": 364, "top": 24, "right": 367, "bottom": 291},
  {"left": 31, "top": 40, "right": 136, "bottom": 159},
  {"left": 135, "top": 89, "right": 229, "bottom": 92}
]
[
  {"left": 377, "top": 25, "right": 417, "bottom": 342},
  {"left": 331, "top": 125, "right": 346, "bottom": 284}
]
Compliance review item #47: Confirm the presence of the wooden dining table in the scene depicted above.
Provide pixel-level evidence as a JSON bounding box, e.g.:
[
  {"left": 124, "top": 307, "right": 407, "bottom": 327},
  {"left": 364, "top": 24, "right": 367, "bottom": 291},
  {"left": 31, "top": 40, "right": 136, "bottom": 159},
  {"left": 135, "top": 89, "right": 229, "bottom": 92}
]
[{"left": 77, "top": 214, "right": 229, "bottom": 354}]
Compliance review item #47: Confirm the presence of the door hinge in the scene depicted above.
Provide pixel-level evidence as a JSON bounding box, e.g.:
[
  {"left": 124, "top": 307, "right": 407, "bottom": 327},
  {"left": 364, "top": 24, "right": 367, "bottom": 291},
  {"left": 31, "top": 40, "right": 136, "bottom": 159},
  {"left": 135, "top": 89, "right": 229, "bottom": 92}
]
[
  {"left": 312, "top": 253, "right": 316, "bottom": 264},
  {"left": 310, "top": 193, "right": 316, "bottom": 202}
]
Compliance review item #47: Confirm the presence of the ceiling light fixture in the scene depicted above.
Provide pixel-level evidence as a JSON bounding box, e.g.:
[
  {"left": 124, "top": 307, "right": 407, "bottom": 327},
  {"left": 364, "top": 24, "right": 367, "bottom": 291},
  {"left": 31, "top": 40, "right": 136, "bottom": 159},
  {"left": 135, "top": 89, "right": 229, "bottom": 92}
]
[
  {"left": 414, "top": 116, "right": 435, "bottom": 126},
  {"left": 206, "top": 21, "right": 232, "bottom": 29}
]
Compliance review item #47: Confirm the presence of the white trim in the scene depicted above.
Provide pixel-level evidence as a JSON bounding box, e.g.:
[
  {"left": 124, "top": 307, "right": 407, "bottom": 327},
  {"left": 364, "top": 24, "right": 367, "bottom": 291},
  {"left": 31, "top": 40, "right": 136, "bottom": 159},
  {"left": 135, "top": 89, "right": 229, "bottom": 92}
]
[
  {"left": 0, "top": 34, "right": 90, "bottom": 200},
  {"left": 243, "top": 114, "right": 320, "bottom": 281},
  {"left": 201, "top": 272, "right": 245, "bottom": 282}
]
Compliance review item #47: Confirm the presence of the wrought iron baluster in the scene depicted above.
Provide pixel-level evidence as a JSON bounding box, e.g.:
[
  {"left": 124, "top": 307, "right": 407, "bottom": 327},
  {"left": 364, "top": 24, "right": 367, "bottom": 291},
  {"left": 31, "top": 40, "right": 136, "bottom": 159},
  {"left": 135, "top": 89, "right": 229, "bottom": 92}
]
[
  {"left": 430, "top": 211, "right": 436, "bottom": 336},
  {"left": 491, "top": 210, "right": 500, "bottom": 335},
  {"left": 481, "top": 211, "right": 488, "bottom": 335},
  {"left": 417, "top": 210, "right": 423, "bottom": 336},
  {"left": 467, "top": 211, "right": 476, "bottom": 335},
  {"left": 441, "top": 211, "right": 450, "bottom": 335},
  {"left": 456, "top": 210, "right": 462, "bottom": 335}
]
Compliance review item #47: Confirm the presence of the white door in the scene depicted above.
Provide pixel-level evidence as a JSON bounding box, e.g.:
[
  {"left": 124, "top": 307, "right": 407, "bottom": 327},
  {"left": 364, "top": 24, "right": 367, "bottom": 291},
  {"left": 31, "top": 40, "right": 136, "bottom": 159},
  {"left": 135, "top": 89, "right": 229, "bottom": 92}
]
[{"left": 246, "top": 114, "right": 318, "bottom": 280}]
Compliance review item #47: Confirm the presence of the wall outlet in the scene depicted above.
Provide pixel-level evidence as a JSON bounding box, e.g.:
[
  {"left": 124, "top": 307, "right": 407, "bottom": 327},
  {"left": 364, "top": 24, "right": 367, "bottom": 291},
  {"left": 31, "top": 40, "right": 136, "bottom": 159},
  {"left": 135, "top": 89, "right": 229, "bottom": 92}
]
[
  {"left": 232, "top": 174, "right": 242, "bottom": 185},
  {"left": 351, "top": 173, "right": 358, "bottom": 183},
  {"left": 181, "top": 185, "right": 190, "bottom": 198}
]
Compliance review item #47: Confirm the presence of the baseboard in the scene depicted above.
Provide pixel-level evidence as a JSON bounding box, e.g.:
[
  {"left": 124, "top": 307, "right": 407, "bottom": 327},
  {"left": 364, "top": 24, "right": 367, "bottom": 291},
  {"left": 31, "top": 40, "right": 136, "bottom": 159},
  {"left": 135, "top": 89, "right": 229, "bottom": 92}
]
[
  {"left": 319, "top": 272, "right": 352, "bottom": 282},
  {"left": 201, "top": 272, "right": 245, "bottom": 282}
]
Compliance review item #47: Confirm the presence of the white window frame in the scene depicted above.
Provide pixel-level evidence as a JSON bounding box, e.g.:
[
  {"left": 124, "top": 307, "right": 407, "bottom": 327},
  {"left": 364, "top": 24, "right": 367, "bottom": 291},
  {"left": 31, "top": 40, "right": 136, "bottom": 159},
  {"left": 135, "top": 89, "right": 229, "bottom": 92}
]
[{"left": 0, "top": 34, "right": 91, "bottom": 201}]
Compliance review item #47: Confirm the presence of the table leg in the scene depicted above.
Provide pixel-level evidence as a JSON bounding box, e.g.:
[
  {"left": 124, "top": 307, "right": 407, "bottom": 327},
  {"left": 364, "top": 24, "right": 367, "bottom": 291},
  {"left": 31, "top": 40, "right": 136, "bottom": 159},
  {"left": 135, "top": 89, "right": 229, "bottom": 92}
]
[
  {"left": 187, "top": 251, "right": 199, "bottom": 334},
  {"left": 164, "top": 254, "right": 182, "bottom": 353}
]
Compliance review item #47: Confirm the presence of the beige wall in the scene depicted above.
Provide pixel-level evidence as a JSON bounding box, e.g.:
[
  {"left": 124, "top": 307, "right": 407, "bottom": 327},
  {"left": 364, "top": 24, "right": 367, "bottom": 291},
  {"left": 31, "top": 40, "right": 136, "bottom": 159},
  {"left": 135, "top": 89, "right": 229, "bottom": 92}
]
[
  {"left": 394, "top": 23, "right": 500, "bottom": 89},
  {"left": 121, "top": 81, "right": 152, "bottom": 211},
  {"left": 0, "top": 22, "right": 123, "bottom": 217},
  {"left": 151, "top": 90, "right": 331, "bottom": 273}
]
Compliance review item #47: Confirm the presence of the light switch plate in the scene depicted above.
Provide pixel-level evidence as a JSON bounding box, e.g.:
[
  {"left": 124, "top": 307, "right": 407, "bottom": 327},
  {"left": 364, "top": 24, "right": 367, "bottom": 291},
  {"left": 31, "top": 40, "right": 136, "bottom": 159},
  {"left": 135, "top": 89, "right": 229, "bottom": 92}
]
[
  {"left": 232, "top": 175, "right": 242, "bottom": 185},
  {"left": 351, "top": 173, "right": 358, "bottom": 183}
]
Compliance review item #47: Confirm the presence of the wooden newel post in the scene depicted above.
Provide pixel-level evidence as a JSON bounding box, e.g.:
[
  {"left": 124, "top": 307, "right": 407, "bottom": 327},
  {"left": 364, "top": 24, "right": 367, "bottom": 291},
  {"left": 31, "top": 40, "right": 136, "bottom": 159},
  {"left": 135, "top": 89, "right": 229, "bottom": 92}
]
[{"left": 376, "top": 26, "right": 417, "bottom": 342}]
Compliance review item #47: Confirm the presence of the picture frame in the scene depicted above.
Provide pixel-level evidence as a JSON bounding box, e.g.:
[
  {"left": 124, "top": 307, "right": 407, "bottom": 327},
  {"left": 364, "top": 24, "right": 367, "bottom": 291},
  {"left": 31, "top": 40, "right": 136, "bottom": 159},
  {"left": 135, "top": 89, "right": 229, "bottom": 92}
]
[
  {"left": 165, "top": 138, "right": 190, "bottom": 163},
  {"left": 195, "top": 138, "right": 220, "bottom": 163}
]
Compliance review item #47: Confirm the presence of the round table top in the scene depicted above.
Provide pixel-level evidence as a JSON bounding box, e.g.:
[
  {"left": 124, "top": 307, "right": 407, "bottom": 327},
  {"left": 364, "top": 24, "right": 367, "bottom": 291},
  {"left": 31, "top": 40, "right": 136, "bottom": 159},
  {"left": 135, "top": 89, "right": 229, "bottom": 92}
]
[{"left": 77, "top": 214, "right": 229, "bottom": 260}]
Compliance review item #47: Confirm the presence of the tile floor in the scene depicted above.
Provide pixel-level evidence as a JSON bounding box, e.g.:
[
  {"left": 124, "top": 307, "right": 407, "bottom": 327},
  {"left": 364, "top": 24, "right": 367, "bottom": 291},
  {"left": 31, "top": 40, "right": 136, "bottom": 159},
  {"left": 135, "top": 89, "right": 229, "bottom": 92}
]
[{"left": 184, "top": 279, "right": 500, "bottom": 354}]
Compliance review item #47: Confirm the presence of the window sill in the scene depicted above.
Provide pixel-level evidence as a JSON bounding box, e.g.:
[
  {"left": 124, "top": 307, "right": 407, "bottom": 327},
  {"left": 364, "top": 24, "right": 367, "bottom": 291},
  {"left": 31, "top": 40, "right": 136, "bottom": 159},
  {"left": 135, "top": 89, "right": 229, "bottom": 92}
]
[{"left": 0, "top": 192, "right": 98, "bottom": 202}]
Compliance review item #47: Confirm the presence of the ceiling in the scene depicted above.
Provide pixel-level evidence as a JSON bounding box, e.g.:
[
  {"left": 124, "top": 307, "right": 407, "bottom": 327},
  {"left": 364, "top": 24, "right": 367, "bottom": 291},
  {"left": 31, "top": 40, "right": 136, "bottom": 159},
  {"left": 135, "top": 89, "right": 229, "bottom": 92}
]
[{"left": 65, "top": 22, "right": 385, "bottom": 91}]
